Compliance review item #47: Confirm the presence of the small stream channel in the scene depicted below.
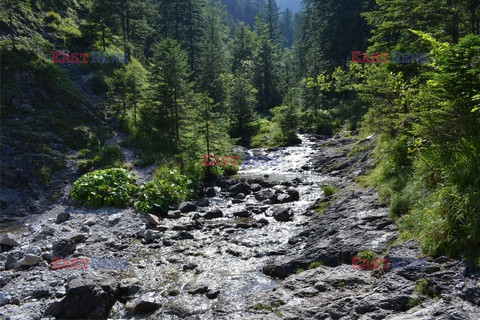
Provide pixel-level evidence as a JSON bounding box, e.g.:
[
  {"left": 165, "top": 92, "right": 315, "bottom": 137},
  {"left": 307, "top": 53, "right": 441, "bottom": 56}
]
[{"left": 108, "top": 134, "right": 339, "bottom": 318}]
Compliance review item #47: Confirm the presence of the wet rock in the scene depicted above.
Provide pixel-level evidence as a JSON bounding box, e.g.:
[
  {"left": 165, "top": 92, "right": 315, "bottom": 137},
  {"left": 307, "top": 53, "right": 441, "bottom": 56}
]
[
  {"left": 167, "top": 210, "right": 181, "bottom": 219},
  {"left": 146, "top": 214, "right": 161, "bottom": 226},
  {"left": 204, "top": 209, "right": 224, "bottom": 220},
  {"left": 179, "top": 202, "right": 197, "bottom": 213},
  {"left": 188, "top": 285, "right": 209, "bottom": 295},
  {"left": 192, "top": 212, "right": 201, "bottom": 220},
  {"left": 235, "top": 193, "right": 246, "bottom": 200},
  {"left": 52, "top": 239, "right": 76, "bottom": 257},
  {"left": 196, "top": 198, "right": 210, "bottom": 207},
  {"left": 55, "top": 212, "right": 71, "bottom": 224},
  {"left": 234, "top": 210, "right": 251, "bottom": 218},
  {"left": 273, "top": 207, "right": 293, "bottom": 222},
  {"left": 232, "top": 199, "right": 244, "bottom": 204},
  {"left": 204, "top": 187, "right": 216, "bottom": 197},
  {"left": 255, "top": 190, "right": 273, "bottom": 201},
  {"left": 0, "top": 233, "right": 20, "bottom": 247},
  {"left": 250, "top": 183, "right": 262, "bottom": 192},
  {"left": 0, "top": 261, "right": 5, "bottom": 271},
  {"left": 277, "top": 193, "right": 292, "bottom": 203},
  {"left": 15, "top": 254, "right": 41, "bottom": 268},
  {"left": 183, "top": 263, "right": 198, "bottom": 271},
  {"left": 228, "top": 182, "right": 250, "bottom": 195},
  {"left": 206, "top": 290, "right": 220, "bottom": 299},
  {"left": 287, "top": 187, "right": 300, "bottom": 201}
]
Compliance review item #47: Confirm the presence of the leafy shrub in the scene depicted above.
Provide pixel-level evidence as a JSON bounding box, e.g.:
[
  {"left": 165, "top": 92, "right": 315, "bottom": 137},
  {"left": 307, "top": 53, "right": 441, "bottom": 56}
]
[
  {"left": 135, "top": 169, "right": 192, "bottom": 214},
  {"left": 44, "top": 11, "right": 61, "bottom": 25},
  {"left": 321, "top": 184, "right": 337, "bottom": 198},
  {"left": 70, "top": 168, "right": 138, "bottom": 208}
]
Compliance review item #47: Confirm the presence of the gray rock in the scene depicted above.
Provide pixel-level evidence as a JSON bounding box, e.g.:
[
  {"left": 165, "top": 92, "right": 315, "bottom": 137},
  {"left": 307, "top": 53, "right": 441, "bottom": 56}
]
[
  {"left": 273, "top": 207, "right": 293, "bottom": 222},
  {"left": 6, "top": 251, "right": 24, "bottom": 270},
  {"left": 179, "top": 202, "right": 197, "bottom": 213},
  {"left": 56, "top": 212, "right": 71, "bottom": 224},
  {"left": 146, "top": 214, "right": 161, "bottom": 226},
  {"left": 85, "top": 218, "right": 97, "bottom": 226},
  {"left": 250, "top": 183, "right": 262, "bottom": 192},
  {"left": 203, "top": 187, "right": 216, "bottom": 197},
  {"left": 228, "top": 182, "right": 250, "bottom": 195},
  {"left": 204, "top": 209, "right": 223, "bottom": 220},
  {"left": 0, "top": 292, "right": 11, "bottom": 307},
  {"left": 167, "top": 210, "right": 181, "bottom": 219},
  {"left": 40, "top": 227, "right": 55, "bottom": 236},
  {"left": 61, "top": 275, "right": 117, "bottom": 319},
  {"left": 132, "top": 292, "right": 162, "bottom": 315},
  {"left": 52, "top": 239, "right": 76, "bottom": 257},
  {"left": 31, "top": 286, "right": 50, "bottom": 299},
  {"left": 27, "top": 246, "right": 42, "bottom": 256},
  {"left": 188, "top": 285, "right": 209, "bottom": 295},
  {"left": 287, "top": 187, "right": 300, "bottom": 201},
  {"left": 0, "top": 261, "right": 5, "bottom": 271},
  {"left": 235, "top": 193, "right": 246, "bottom": 200},
  {"left": 108, "top": 213, "right": 122, "bottom": 225},
  {"left": 196, "top": 198, "right": 210, "bottom": 207},
  {"left": 0, "top": 233, "right": 20, "bottom": 247},
  {"left": 15, "top": 254, "right": 41, "bottom": 268},
  {"left": 277, "top": 193, "right": 292, "bottom": 203}
]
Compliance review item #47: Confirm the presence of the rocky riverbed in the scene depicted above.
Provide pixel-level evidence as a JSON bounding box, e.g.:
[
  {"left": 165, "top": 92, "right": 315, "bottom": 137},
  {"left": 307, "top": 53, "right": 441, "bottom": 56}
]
[{"left": 0, "top": 134, "right": 479, "bottom": 319}]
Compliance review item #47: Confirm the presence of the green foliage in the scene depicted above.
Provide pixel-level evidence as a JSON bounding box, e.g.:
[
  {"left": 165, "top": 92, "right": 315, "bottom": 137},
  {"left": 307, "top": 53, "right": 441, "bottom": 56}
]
[
  {"left": 357, "top": 251, "right": 375, "bottom": 262},
  {"left": 70, "top": 168, "right": 138, "bottom": 208},
  {"left": 308, "top": 261, "right": 323, "bottom": 269},
  {"left": 77, "top": 146, "right": 124, "bottom": 174},
  {"left": 321, "top": 184, "right": 336, "bottom": 198},
  {"left": 134, "top": 168, "right": 192, "bottom": 214},
  {"left": 44, "top": 11, "right": 61, "bottom": 25}
]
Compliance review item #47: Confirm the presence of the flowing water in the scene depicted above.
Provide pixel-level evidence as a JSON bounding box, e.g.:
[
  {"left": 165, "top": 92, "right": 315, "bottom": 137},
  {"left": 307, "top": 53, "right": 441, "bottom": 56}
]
[{"left": 111, "top": 134, "right": 339, "bottom": 318}]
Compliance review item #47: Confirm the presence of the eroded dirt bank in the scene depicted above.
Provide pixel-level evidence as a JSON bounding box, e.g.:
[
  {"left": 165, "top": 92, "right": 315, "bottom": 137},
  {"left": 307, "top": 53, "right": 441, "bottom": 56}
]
[{"left": 0, "top": 134, "right": 479, "bottom": 320}]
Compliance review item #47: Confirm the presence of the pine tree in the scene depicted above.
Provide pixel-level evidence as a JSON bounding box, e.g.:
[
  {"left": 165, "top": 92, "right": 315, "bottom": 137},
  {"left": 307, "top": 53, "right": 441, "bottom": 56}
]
[{"left": 148, "top": 38, "right": 191, "bottom": 142}]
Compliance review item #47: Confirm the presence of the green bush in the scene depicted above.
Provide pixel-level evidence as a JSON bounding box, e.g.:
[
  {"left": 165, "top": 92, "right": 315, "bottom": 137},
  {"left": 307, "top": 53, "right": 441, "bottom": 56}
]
[
  {"left": 135, "top": 168, "right": 192, "bottom": 214},
  {"left": 321, "top": 184, "right": 337, "bottom": 198},
  {"left": 70, "top": 168, "right": 138, "bottom": 208},
  {"left": 44, "top": 11, "right": 61, "bottom": 25}
]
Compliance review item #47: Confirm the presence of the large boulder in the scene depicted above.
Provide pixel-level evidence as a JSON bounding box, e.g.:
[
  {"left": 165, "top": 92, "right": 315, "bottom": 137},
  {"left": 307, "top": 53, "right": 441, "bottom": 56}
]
[
  {"left": 273, "top": 207, "right": 293, "bottom": 222},
  {"left": 0, "top": 233, "right": 20, "bottom": 247},
  {"left": 45, "top": 275, "right": 118, "bottom": 319}
]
